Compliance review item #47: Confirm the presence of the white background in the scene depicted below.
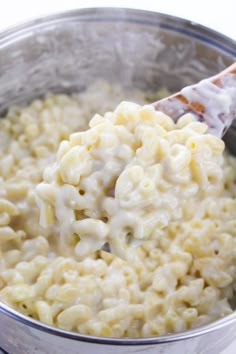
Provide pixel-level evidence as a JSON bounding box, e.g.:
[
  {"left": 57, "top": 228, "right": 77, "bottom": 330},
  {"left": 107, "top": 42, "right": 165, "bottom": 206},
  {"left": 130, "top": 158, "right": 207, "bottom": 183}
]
[
  {"left": 0, "top": 0, "right": 235, "bottom": 40},
  {"left": 0, "top": 1, "right": 235, "bottom": 353}
]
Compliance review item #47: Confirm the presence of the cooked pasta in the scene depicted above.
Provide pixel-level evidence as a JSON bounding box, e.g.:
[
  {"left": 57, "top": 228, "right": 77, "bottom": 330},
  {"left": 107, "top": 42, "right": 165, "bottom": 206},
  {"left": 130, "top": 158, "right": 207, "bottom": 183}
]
[
  {"left": 0, "top": 81, "right": 236, "bottom": 338},
  {"left": 36, "top": 103, "right": 225, "bottom": 259}
]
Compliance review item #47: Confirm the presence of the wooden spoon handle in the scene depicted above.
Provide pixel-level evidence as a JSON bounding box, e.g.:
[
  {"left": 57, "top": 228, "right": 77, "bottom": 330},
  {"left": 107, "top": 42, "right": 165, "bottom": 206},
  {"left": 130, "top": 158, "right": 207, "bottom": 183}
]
[{"left": 153, "top": 62, "right": 236, "bottom": 137}]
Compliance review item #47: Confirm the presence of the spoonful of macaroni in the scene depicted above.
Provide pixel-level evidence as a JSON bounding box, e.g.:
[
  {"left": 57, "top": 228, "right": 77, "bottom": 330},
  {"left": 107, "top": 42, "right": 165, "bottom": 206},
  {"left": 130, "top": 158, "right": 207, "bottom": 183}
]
[{"left": 36, "top": 62, "right": 236, "bottom": 260}]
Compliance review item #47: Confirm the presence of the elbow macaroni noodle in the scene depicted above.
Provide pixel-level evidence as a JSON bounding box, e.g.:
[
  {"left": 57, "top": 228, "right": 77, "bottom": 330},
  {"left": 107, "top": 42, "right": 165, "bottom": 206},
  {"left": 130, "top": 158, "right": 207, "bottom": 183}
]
[{"left": 0, "top": 81, "right": 236, "bottom": 338}]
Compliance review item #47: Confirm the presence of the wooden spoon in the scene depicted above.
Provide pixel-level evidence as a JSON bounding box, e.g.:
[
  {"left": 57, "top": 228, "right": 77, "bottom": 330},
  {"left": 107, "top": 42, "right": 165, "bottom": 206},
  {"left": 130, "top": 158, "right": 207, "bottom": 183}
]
[{"left": 153, "top": 62, "right": 236, "bottom": 137}]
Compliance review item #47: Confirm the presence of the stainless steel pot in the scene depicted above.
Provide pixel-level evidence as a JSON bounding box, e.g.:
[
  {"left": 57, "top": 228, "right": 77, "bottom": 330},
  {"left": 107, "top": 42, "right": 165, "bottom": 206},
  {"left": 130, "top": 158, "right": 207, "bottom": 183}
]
[{"left": 0, "top": 7, "right": 236, "bottom": 354}]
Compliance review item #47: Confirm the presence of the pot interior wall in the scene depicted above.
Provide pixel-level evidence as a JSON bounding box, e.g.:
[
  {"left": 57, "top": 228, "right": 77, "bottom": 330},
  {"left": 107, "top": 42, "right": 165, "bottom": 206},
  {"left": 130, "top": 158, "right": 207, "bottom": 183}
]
[{"left": 0, "top": 9, "right": 234, "bottom": 113}]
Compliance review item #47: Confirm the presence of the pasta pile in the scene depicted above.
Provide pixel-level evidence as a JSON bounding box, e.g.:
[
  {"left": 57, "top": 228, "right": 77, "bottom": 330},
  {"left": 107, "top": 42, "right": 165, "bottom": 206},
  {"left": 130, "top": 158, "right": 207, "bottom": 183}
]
[
  {"left": 0, "top": 82, "right": 236, "bottom": 337},
  {"left": 37, "top": 102, "right": 225, "bottom": 259}
]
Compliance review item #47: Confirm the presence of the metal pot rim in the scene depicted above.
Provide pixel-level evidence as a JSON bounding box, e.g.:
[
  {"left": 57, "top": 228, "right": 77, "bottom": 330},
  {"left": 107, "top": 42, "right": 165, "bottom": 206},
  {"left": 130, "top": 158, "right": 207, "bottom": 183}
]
[
  {"left": 1, "top": 300, "right": 236, "bottom": 344},
  {"left": 0, "top": 7, "right": 235, "bottom": 55},
  {"left": 0, "top": 7, "right": 236, "bottom": 345}
]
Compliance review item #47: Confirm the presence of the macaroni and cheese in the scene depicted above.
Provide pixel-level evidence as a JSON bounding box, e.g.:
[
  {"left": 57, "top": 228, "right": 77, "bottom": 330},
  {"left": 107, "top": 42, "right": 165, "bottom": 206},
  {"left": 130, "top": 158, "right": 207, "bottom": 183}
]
[
  {"left": 0, "top": 82, "right": 236, "bottom": 338},
  {"left": 36, "top": 102, "right": 225, "bottom": 260}
]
